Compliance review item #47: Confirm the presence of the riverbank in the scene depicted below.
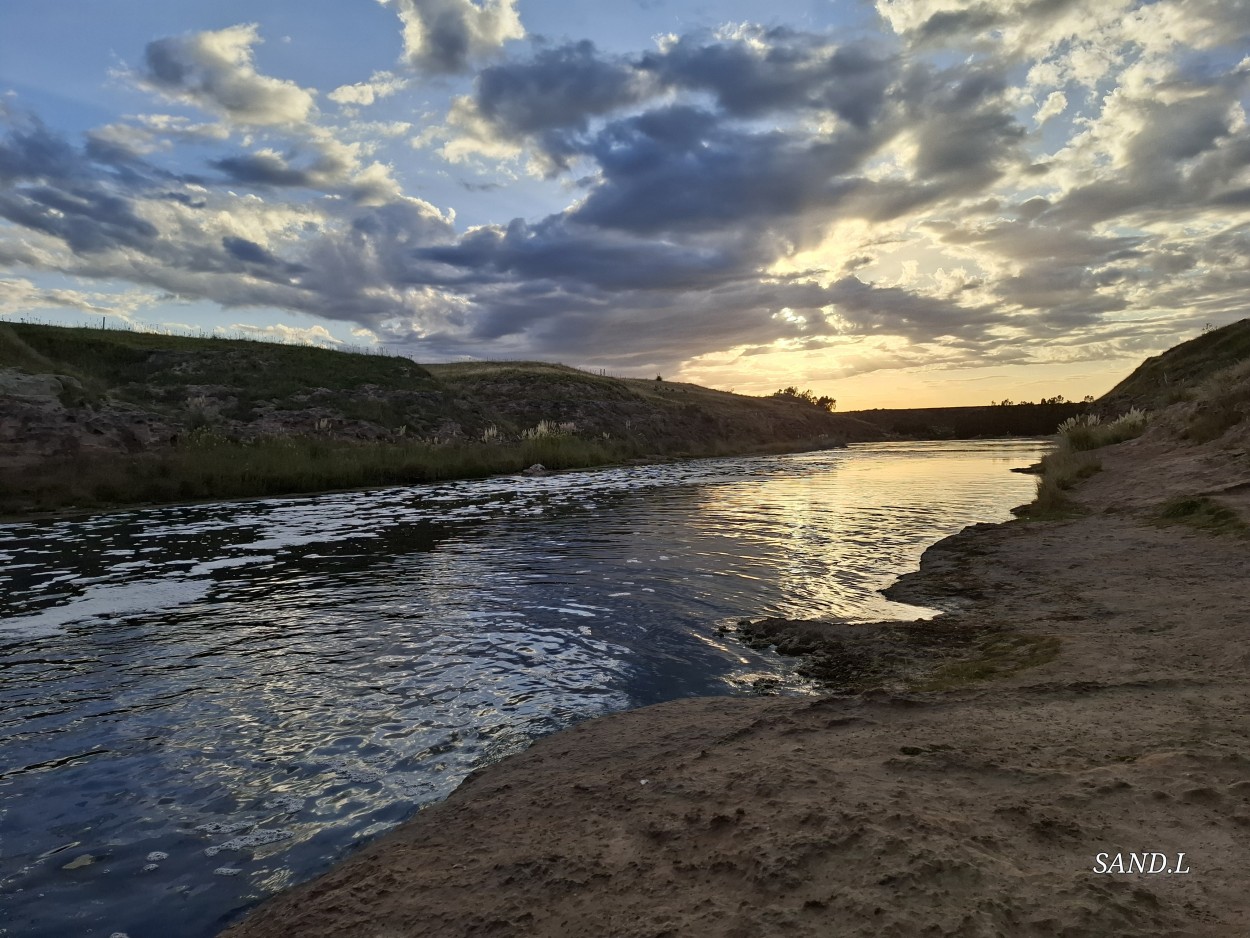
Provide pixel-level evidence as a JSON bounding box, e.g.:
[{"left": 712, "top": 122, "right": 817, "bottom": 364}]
[
  {"left": 222, "top": 395, "right": 1250, "bottom": 935},
  {"left": 1, "top": 322, "right": 883, "bottom": 518},
  {"left": 0, "top": 432, "right": 851, "bottom": 525}
]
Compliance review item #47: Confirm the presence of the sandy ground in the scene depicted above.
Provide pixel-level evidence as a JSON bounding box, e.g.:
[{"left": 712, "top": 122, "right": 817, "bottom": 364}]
[{"left": 224, "top": 425, "right": 1250, "bottom": 938}]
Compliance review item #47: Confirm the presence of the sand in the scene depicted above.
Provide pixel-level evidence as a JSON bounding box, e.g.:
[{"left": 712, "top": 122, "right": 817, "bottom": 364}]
[{"left": 223, "top": 423, "right": 1250, "bottom": 938}]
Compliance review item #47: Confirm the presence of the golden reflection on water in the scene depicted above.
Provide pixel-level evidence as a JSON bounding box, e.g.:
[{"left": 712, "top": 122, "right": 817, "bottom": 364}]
[{"left": 688, "top": 442, "right": 1048, "bottom": 622}]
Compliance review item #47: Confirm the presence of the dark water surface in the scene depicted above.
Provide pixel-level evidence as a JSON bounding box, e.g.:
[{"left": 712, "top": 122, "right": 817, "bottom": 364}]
[{"left": 0, "top": 440, "right": 1049, "bottom": 937}]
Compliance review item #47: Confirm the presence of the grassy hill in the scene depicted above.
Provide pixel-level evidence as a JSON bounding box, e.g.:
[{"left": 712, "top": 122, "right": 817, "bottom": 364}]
[
  {"left": 0, "top": 323, "right": 881, "bottom": 517},
  {"left": 1098, "top": 319, "right": 1250, "bottom": 412}
]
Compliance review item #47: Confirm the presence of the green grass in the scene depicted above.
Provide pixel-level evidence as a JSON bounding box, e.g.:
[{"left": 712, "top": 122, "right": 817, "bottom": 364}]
[
  {"left": 0, "top": 430, "right": 850, "bottom": 517},
  {"left": 0, "top": 433, "right": 636, "bottom": 515},
  {"left": 2, "top": 323, "right": 440, "bottom": 410},
  {"left": 913, "top": 633, "right": 1062, "bottom": 691},
  {"left": 1154, "top": 496, "right": 1249, "bottom": 537}
]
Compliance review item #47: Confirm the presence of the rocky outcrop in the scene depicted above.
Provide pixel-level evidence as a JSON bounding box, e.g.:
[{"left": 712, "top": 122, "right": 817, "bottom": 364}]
[{"left": 0, "top": 368, "right": 177, "bottom": 473}]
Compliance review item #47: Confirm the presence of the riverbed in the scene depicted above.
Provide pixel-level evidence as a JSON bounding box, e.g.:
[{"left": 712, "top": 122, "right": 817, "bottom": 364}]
[{"left": 0, "top": 439, "right": 1049, "bottom": 937}]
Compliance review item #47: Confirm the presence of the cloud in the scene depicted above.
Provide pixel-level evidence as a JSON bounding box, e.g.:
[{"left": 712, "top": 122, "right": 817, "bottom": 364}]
[
  {"left": 327, "top": 71, "right": 410, "bottom": 107},
  {"left": 443, "top": 40, "right": 652, "bottom": 169},
  {"left": 380, "top": 0, "right": 524, "bottom": 74},
  {"left": 134, "top": 24, "right": 315, "bottom": 126},
  {"left": 220, "top": 321, "right": 343, "bottom": 346},
  {"left": 637, "top": 27, "right": 895, "bottom": 128},
  {"left": 212, "top": 129, "right": 405, "bottom": 203},
  {"left": 436, "top": 31, "right": 896, "bottom": 170},
  {"left": 0, "top": 276, "right": 159, "bottom": 318},
  {"left": 1034, "top": 91, "right": 1067, "bottom": 124},
  {"left": 7, "top": 9, "right": 1250, "bottom": 388},
  {"left": 568, "top": 105, "right": 875, "bottom": 235}
]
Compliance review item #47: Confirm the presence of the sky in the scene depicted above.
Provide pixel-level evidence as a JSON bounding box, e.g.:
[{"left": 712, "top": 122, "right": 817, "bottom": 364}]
[{"left": 2, "top": 1, "right": 1250, "bottom": 408}]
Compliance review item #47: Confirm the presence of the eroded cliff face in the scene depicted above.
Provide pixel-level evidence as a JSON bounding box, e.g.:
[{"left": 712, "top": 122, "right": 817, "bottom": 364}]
[{"left": 0, "top": 368, "right": 178, "bottom": 473}]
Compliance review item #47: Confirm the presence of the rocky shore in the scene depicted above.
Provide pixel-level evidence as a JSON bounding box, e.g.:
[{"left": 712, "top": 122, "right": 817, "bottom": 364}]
[{"left": 222, "top": 404, "right": 1250, "bottom": 937}]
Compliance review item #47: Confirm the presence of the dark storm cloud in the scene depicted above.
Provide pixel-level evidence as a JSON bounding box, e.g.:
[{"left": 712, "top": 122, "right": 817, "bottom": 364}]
[
  {"left": 449, "top": 30, "right": 897, "bottom": 166},
  {"left": 568, "top": 106, "right": 875, "bottom": 235},
  {"left": 474, "top": 41, "right": 649, "bottom": 137},
  {"left": 637, "top": 29, "right": 894, "bottom": 128},
  {"left": 898, "top": 61, "right": 1024, "bottom": 189},
  {"left": 213, "top": 152, "right": 312, "bottom": 187},
  {"left": 418, "top": 215, "right": 756, "bottom": 291},
  {"left": 222, "top": 236, "right": 280, "bottom": 265},
  {"left": 413, "top": 271, "right": 1002, "bottom": 374},
  {"left": 0, "top": 116, "right": 83, "bottom": 184},
  {"left": 0, "top": 185, "right": 158, "bottom": 254},
  {"left": 0, "top": 114, "right": 162, "bottom": 254}
]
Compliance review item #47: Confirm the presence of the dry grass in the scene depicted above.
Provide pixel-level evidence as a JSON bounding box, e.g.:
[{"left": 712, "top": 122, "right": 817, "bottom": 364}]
[
  {"left": 1185, "top": 358, "right": 1250, "bottom": 443},
  {"left": 913, "top": 632, "right": 1062, "bottom": 691}
]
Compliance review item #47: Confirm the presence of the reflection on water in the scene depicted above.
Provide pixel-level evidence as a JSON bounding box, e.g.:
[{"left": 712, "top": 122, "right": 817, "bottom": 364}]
[{"left": 0, "top": 439, "right": 1049, "bottom": 937}]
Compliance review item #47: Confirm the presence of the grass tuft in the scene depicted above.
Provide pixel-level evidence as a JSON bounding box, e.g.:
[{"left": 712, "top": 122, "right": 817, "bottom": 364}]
[
  {"left": 1057, "top": 408, "right": 1150, "bottom": 450},
  {"left": 1016, "top": 448, "right": 1101, "bottom": 519},
  {"left": 913, "top": 633, "right": 1061, "bottom": 691},
  {"left": 1154, "top": 496, "right": 1249, "bottom": 537}
]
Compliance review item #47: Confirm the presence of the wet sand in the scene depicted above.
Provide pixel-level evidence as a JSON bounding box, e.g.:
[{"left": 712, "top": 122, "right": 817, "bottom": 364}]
[{"left": 224, "top": 421, "right": 1250, "bottom": 937}]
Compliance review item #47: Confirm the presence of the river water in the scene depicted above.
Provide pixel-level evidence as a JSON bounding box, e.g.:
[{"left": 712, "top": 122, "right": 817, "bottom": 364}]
[{"left": 0, "top": 439, "right": 1049, "bottom": 937}]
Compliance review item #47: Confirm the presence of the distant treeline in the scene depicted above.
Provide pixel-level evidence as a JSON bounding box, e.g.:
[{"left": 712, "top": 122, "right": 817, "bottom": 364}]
[{"left": 845, "top": 402, "right": 1090, "bottom": 439}]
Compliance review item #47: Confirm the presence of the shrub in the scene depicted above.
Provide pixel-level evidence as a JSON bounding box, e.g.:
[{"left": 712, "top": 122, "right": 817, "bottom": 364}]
[
  {"left": 1058, "top": 408, "right": 1149, "bottom": 450},
  {"left": 772, "top": 386, "right": 836, "bottom": 412},
  {"left": 521, "top": 419, "right": 577, "bottom": 440},
  {"left": 1155, "top": 496, "right": 1248, "bottom": 536},
  {"left": 1025, "top": 448, "right": 1101, "bottom": 518}
]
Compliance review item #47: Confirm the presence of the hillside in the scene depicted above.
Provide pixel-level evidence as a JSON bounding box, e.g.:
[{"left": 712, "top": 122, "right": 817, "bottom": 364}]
[
  {"left": 0, "top": 323, "right": 882, "bottom": 516},
  {"left": 1098, "top": 318, "right": 1250, "bottom": 412},
  {"left": 845, "top": 402, "right": 1087, "bottom": 439}
]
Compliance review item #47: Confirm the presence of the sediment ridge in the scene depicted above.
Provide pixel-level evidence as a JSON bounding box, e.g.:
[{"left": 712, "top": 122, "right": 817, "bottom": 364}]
[{"left": 223, "top": 390, "right": 1250, "bottom": 937}]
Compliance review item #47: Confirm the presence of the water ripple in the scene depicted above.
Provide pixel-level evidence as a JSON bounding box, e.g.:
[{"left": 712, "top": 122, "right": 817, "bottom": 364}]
[{"left": 0, "top": 440, "right": 1050, "bottom": 937}]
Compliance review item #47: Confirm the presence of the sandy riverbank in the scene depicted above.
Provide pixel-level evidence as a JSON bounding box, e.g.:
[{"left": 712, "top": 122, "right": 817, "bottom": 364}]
[{"left": 223, "top": 418, "right": 1250, "bottom": 937}]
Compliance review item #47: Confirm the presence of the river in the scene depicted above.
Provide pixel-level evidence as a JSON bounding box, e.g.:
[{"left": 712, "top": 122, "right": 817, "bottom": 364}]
[{"left": 0, "top": 439, "right": 1050, "bottom": 937}]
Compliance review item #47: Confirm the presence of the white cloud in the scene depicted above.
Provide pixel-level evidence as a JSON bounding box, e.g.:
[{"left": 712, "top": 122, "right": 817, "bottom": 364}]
[
  {"left": 327, "top": 71, "right": 410, "bottom": 107},
  {"left": 0, "top": 277, "right": 159, "bottom": 319},
  {"left": 132, "top": 23, "right": 316, "bottom": 126},
  {"left": 379, "top": 0, "right": 524, "bottom": 74},
  {"left": 1035, "top": 91, "right": 1067, "bottom": 125},
  {"left": 220, "top": 322, "right": 344, "bottom": 346}
]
